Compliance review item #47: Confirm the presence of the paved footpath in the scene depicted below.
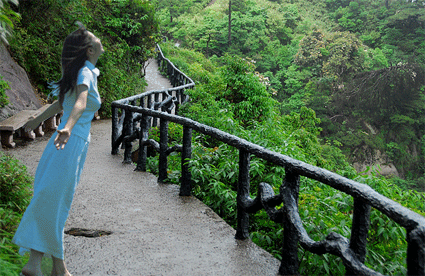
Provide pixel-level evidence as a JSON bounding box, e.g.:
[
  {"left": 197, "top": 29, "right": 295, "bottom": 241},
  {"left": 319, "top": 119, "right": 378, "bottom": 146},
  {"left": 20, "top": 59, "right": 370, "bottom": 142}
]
[{"left": 5, "top": 59, "right": 280, "bottom": 275}]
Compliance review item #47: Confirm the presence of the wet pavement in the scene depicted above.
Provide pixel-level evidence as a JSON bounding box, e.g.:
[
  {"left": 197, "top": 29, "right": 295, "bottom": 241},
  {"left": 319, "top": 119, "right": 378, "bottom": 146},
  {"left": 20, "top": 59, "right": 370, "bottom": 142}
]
[{"left": 6, "top": 59, "right": 280, "bottom": 275}]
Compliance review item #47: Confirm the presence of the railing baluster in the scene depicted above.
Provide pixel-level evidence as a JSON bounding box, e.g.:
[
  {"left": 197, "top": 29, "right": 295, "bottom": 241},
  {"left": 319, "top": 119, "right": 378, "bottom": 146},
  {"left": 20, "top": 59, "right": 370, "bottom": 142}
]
[
  {"left": 140, "top": 96, "right": 145, "bottom": 108},
  {"left": 131, "top": 100, "right": 137, "bottom": 133},
  {"left": 162, "top": 92, "right": 167, "bottom": 110},
  {"left": 123, "top": 109, "right": 133, "bottom": 164},
  {"left": 147, "top": 94, "right": 152, "bottom": 127},
  {"left": 280, "top": 170, "right": 300, "bottom": 275},
  {"left": 236, "top": 149, "right": 250, "bottom": 240},
  {"left": 175, "top": 89, "right": 181, "bottom": 114},
  {"left": 347, "top": 197, "right": 371, "bottom": 274},
  {"left": 135, "top": 114, "right": 150, "bottom": 172},
  {"left": 153, "top": 93, "right": 159, "bottom": 127},
  {"left": 111, "top": 106, "right": 119, "bottom": 155},
  {"left": 407, "top": 226, "right": 425, "bottom": 276},
  {"left": 180, "top": 125, "right": 192, "bottom": 196},
  {"left": 158, "top": 117, "right": 169, "bottom": 183}
]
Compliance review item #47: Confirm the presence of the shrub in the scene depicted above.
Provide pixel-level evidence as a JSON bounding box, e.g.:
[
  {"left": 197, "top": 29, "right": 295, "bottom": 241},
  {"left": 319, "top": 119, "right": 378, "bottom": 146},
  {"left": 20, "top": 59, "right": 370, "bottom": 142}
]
[
  {"left": 0, "top": 153, "right": 32, "bottom": 212},
  {"left": 0, "top": 75, "right": 9, "bottom": 108},
  {"left": 0, "top": 153, "right": 33, "bottom": 275}
]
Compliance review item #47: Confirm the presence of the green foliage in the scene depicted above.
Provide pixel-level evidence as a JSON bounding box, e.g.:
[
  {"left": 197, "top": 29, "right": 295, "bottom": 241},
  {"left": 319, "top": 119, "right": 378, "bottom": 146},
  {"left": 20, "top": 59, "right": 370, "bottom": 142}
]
[
  {"left": 0, "top": 153, "right": 33, "bottom": 275},
  {"left": 154, "top": 24, "right": 425, "bottom": 274},
  {"left": 190, "top": 144, "right": 238, "bottom": 223},
  {"left": 219, "top": 54, "right": 278, "bottom": 125},
  {"left": 102, "top": 0, "right": 160, "bottom": 68},
  {"left": 0, "top": 153, "right": 32, "bottom": 213},
  {"left": 160, "top": 0, "right": 301, "bottom": 58},
  {"left": 0, "top": 75, "right": 9, "bottom": 107},
  {"left": 0, "top": 0, "right": 19, "bottom": 45},
  {"left": 9, "top": 0, "right": 161, "bottom": 117},
  {"left": 294, "top": 29, "right": 366, "bottom": 81},
  {"left": 356, "top": 171, "right": 425, "bottom": 274},
  {"left": 157, "top": 0, "right": 425, "bottom": 182},
  {"left": 383, "top": 4, "right": 425, "bottom": 63}
]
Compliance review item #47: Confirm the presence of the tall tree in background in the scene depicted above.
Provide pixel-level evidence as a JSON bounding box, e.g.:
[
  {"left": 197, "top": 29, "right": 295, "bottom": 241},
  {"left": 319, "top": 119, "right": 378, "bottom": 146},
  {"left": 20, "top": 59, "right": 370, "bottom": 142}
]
[
  {"left": 342, "top": 63, "right": 425, "bottom": 121},
  {"left": 228, "top": 0, "right": 231, "bottom": 48}
]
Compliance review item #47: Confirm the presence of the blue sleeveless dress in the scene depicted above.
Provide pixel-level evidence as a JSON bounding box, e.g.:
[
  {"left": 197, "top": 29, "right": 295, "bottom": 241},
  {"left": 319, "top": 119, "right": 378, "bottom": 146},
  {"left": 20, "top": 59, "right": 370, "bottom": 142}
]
[{"left": 13, "top": 60, "right": 101, "bottom": 260}]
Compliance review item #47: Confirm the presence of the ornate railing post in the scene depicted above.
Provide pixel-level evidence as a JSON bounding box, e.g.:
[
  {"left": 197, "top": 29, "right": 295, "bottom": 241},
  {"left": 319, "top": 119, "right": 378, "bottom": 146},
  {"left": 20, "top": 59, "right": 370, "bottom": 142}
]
[
  {"left": 135, "top": 114, "right": 150, "bottom": 172},
  {"left": 111, "top": 105, "right": 119, "bottom": 155},
  {"left": 123, "top": 108, "right": 133, "bottom": 164},
  {"left": 236, "top": 149, "right": 250, "bottom": 240},
  {"left": 158, "top": 117, "right": 169, "bottom": 182},
  {"left": 131, "top": 100, "right": 137, "bottom": 133},
  {"left": 179, "top": 125, "right": 192, "bottom": 196},
  {"left": 347, "top": 197, "right": 371, "bottom": 274},
  {"left": 280, "top": 169, "right": 300, "bottom": 275},
  {"left": 174, "top": 89, "right": 180, "bottom": 114},
  {"left": 153, "top": 93, "right": 159, "bottom": 127},
  {"left": 407, "top": 226, "right": 425, "bottom": 276}
]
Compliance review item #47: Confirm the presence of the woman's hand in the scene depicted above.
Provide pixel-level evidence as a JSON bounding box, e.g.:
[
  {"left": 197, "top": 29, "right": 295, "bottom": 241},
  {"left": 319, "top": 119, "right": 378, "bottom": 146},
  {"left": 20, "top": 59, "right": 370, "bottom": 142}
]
[
  {"left": 23, "top": 116, "right": 39, "bottom": 132},
  {"left": 54, "top": 128, "right": 71, "bottom": 150}
]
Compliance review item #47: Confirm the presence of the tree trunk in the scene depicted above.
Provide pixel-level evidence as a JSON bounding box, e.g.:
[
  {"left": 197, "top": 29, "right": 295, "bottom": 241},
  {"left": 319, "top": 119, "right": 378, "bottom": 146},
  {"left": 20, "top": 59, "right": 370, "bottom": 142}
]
[
  {"left": 206, "top": 33, "right": 211, "bottom": 57},
  {"left": 228, "top": 0, "right": 232, "bottom": 48}
]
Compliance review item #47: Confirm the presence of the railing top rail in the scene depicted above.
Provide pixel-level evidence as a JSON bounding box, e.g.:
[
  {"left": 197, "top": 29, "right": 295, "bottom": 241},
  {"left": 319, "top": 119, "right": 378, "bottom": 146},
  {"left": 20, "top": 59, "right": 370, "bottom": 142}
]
[
  {"left": 111, "top": 101, "right": 425, "bottom": 231},
  {"left": 156, "top": 45, "right": 195, "bottom": 85},
  {"left": 114, "top": 83, "right": 195, "bottom": 104},
  {"left": 113, "top": 47, "right": 195, "bottom": 104}
]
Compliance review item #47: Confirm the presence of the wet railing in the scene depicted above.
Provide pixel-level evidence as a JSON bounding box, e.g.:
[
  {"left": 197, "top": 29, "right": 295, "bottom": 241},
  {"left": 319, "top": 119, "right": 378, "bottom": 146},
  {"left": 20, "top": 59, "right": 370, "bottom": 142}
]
[{"left": 111, "top": 45, "right": 425, "bottom": 275}]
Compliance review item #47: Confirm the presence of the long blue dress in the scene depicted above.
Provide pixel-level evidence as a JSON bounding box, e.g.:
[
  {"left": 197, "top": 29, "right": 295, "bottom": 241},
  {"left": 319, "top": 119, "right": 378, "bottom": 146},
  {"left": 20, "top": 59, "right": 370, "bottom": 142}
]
[{"left": 13, "top": 60, "right": 101, "bottom": 260}]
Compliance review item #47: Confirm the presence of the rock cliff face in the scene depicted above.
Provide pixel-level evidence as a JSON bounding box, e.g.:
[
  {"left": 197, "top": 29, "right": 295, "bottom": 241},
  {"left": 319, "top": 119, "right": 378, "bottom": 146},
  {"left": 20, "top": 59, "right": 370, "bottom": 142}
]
[
  {"left": 352, "top": 148, "right": 400, "bottom": 177},
  {"left": 349, "top": 122, "right": 400, "bottom": 177},
  {"left": 0, "top": 43, "right": 42, "bottom": 121}
]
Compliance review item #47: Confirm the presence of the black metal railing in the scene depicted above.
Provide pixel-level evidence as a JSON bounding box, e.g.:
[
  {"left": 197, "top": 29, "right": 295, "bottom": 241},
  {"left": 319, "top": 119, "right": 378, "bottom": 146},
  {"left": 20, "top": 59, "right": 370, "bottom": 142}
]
[{"left": 111, "top": 45, "right": 425, "bottom": 275}]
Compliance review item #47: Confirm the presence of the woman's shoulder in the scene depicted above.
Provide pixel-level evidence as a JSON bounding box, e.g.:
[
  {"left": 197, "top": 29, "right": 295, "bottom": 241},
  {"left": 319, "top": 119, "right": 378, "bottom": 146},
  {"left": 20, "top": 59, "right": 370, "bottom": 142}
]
[
  {"left": 78, "top": 65, "right": 96, "bottom": 81},
  {"left": 77, "top": 65, "right": 95, "bottom": 88},
  {"left": 79, "top": 65, "right": 92, "bottom": 76}
]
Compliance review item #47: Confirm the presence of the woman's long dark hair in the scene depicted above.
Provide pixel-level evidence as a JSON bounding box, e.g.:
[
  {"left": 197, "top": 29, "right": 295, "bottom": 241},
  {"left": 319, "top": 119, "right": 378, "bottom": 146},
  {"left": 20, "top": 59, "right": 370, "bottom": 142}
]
[{"left": 52, "top": 22, "right": 93, "bottom": 105}]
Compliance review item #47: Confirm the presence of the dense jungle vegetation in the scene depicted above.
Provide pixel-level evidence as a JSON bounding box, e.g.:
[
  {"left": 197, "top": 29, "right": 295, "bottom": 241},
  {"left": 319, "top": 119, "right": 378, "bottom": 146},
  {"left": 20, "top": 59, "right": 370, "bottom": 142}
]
[
  {"left": 155, "top": 0, "right": 425, "bottom": 190},
  {"left": 1, "top": 0, "right": 425, "bottom": 275}
]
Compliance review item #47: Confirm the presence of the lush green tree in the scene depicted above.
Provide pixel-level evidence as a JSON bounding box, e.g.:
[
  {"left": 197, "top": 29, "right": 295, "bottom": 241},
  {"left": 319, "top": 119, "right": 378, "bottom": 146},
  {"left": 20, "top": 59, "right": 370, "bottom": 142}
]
[
  {"left": 382, "top": 4, "right": 425, "bottom": 63},
  {"left": 294, "top": 29, "right": 366, "bottom": 82},
  {"left": 219, "top": 54, "right": 278, "bottom": 125},
  {"left": 344, "top": 63, "right": 425, "bottom": 120},
  {"left": 152, "top": 0, "right": 210, "bottom": 30},
  {"left": 102, "top": 0, "right": 161, "bottom": 75}
]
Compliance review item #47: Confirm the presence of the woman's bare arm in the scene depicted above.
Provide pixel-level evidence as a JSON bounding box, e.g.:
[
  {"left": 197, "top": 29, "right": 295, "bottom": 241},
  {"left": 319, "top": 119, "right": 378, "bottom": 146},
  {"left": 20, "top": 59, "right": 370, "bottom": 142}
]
[
  {"left": 24, "top": 100, "right": 63, "bottom": 132},
  {"left": 54, "top": 84, "right": 88, "bottom": 150}
]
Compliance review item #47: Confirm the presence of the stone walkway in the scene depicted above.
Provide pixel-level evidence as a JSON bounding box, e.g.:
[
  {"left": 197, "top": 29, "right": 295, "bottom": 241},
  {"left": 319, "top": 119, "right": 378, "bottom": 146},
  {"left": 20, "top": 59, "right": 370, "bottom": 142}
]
[{"left": 5, "top": 59, "right": 280, "bottom": 275}]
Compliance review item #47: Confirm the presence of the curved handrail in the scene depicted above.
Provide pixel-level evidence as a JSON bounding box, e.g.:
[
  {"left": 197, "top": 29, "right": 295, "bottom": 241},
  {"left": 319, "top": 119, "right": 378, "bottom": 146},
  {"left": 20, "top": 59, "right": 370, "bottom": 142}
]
[{"left": 111, "top": 44, "right": 425, "bottom": 276}]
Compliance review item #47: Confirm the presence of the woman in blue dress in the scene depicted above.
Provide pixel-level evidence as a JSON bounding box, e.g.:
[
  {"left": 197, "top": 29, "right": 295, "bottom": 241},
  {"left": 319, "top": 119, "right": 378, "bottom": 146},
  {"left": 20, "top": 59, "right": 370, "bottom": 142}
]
[{"left": 13, "top": 22, "right": 104, "bottom": 276}]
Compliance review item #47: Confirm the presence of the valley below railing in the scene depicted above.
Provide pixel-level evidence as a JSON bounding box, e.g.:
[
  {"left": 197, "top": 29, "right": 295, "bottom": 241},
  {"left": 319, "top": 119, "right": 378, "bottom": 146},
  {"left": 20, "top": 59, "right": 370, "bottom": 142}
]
[{"left": 111, "top": 45, "right": 425, "bottom": 275}]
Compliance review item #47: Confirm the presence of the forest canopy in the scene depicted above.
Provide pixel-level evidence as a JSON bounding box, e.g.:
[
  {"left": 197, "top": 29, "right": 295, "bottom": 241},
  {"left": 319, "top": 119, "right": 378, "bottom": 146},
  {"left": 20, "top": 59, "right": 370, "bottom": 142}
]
[{"left": 155, "top": 0, "right": 425, "bottom": 188}]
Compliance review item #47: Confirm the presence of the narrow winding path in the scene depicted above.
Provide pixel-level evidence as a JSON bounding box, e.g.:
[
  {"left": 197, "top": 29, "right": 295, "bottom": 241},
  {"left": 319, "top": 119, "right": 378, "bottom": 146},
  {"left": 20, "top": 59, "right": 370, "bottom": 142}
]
[{"left": 5, "top": 60, "right": 280, "bottom": 275}]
